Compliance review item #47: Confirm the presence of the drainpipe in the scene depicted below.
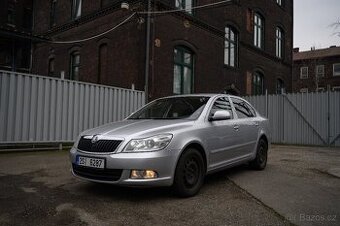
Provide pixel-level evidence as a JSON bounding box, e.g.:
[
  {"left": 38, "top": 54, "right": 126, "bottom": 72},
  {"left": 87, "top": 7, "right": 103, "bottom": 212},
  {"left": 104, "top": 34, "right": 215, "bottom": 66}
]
[{"left": 144, "top": 0, "right": 151, "bottom": 103}]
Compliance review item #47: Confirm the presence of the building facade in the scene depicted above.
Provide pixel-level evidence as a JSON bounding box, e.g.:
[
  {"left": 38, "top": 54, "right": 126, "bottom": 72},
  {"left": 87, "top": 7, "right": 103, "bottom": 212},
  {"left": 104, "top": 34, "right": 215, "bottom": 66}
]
[
  {"left": 293, "top": 46, "right": 340, "bottom": 93},
  {"left": 0, "top": 0, "right": 35, "bottom": 72},
  {"left": 9, "top": 0, "right": 293, "bottom": 100}
]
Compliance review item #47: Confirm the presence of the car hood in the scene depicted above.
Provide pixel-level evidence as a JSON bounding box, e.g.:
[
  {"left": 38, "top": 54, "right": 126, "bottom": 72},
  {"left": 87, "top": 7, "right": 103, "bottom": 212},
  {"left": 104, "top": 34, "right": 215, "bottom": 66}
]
[{"left": 80, "top": 119, "right": 195, "bottom": 139}]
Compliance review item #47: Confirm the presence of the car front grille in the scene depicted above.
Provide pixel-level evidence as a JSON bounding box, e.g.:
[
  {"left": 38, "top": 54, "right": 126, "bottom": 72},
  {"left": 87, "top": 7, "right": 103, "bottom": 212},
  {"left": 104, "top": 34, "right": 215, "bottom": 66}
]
[
  {"left": 77, "top": 136, "right": 122, "bottom": 153},
  {"left": 72, "top": 164, "right": 122, "bottom": 181}
]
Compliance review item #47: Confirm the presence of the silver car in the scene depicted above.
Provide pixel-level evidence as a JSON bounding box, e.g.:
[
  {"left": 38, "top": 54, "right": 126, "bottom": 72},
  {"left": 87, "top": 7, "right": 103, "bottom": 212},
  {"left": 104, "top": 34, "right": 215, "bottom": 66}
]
[{"left": 70, "top": 94, "right": 270, "bottom": 197}]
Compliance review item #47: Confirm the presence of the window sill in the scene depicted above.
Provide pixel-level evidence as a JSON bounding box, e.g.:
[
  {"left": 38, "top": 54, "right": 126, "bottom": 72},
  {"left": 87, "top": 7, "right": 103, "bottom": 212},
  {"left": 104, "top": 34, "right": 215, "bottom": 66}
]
[{"left": 223, "top": 64, "right": 239, "bottom": 71}]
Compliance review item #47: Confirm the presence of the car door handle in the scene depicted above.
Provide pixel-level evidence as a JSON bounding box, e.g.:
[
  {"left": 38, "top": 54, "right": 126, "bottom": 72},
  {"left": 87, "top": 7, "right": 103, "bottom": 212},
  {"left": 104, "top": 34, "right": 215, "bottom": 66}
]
[{"left": 233, "top": 125, "right": 239, "bottom": 131}]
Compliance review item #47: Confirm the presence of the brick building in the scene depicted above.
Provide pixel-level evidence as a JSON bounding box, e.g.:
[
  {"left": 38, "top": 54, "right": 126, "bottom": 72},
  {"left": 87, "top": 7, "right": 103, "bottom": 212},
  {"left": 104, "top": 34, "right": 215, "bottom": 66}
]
[
  {"left": 292, "top": 46, "right": 340, "bottom": 92},
  {"left": 4, "top": 0, "right": 293, "bottom": 100},
  {"left": 0, "top": 0, "right": 36, "bottom": 72}
]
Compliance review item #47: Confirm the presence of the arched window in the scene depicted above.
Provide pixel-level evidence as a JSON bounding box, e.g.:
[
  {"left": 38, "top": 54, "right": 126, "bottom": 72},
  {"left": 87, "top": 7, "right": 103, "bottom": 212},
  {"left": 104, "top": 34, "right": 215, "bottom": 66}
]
[
  {"left": 224, "top": 26, "right": 238, "bottom": 67},
  {"left": 276, "top": 27, "right": 284, "bottom": 58},
  {"left": 253, "top": 71, "right": 264, "bottom": 95},
  {"left": 70, "top": 51, "right": 80, "bottom": 80},
  {"left": 276, "top": 78, "right": 284, "bottom": 94},
  {"left": 254, "top": 13, "right": 264, "bottom": 49},
  {"left": 173, "top": 46, "right": 194, "bottom": 94},
  {"left": 98, "top": 44, "right": 108, "bottom": 84}
]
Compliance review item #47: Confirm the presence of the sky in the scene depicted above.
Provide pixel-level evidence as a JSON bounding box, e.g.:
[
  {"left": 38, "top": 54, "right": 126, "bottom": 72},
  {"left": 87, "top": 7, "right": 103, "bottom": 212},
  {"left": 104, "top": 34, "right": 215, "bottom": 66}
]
[{"left": 294, "top": 0, "right": 340, "bottom": 51}]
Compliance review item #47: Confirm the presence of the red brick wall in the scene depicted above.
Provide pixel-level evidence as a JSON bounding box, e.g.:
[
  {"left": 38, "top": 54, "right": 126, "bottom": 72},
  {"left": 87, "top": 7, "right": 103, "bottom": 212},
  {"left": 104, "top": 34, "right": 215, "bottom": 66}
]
[{"left": 31, "top": 0, "right": 293, "bottom": 99}]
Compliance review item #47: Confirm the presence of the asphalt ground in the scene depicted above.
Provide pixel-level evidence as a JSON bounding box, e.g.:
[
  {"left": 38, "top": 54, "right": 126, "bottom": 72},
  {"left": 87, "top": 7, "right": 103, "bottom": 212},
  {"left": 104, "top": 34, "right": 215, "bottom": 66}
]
[{"left": 0, "top": 145, "right": 339, "bottom": 226}]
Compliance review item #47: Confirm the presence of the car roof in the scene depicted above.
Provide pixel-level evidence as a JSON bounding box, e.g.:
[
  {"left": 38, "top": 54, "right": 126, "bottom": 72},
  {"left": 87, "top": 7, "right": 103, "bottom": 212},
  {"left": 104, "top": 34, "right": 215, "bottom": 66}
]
[{"left": 158, "top": 93, "right": 241, "bottom": 99}]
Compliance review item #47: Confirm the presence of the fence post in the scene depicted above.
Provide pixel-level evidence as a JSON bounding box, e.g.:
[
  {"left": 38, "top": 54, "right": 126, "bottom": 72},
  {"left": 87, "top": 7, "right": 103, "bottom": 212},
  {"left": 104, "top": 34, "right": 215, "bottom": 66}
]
[
  {"left": 265, "top": 89, "right": 268, "bottom": 118},
  {"left": 282, "top": 93, "right": 285, "bottom": 144},
  {"left": 327, "top": 85, "right": 331, "bottom": 146}
]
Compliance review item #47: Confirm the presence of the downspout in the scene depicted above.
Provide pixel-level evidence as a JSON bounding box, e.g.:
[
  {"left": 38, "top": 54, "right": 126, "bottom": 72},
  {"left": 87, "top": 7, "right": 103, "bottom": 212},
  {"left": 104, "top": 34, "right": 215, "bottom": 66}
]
[{"left": 144, "top": 0, "right": 151, "bottom": 103}]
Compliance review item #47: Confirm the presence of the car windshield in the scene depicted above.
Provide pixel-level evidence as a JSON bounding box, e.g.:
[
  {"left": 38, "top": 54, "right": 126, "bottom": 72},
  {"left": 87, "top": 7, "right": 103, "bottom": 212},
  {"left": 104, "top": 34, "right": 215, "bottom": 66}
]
[{"left": 128, "top": 96, "right": 210, "bottom": 120}]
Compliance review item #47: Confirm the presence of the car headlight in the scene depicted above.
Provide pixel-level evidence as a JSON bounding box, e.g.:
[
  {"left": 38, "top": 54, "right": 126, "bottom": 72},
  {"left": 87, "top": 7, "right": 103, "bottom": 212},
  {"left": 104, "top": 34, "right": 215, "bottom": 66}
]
[{"left": 123, "top": 134, "right": 173, "bottom": 152}]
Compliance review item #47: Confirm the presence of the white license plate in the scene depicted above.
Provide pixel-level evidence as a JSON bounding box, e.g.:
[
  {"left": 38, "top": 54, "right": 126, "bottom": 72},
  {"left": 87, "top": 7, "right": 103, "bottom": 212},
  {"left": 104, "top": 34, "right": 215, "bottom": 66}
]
[{"left": 76, "top": 156, "right": 105, "bottom": 169}]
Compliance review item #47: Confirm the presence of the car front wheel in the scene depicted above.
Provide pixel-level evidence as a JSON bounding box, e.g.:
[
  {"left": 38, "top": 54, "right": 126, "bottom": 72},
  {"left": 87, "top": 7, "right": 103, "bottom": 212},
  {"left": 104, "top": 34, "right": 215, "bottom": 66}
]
[{"left": 173, "top": 148, "right": 205, "bottom": 197}]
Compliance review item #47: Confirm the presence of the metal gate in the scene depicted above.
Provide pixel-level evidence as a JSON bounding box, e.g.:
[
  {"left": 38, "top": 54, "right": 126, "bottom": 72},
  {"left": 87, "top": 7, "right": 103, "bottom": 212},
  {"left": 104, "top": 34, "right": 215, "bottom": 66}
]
[{"left": 244, "top": 91, "right": 340, "bottom": 147}]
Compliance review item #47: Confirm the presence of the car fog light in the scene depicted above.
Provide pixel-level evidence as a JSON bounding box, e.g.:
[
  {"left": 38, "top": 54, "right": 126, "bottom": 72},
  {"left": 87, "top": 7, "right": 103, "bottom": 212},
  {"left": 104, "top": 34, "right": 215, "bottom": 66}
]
[{"left": 130, "top": 170, "right": 158, "bottom": 179}]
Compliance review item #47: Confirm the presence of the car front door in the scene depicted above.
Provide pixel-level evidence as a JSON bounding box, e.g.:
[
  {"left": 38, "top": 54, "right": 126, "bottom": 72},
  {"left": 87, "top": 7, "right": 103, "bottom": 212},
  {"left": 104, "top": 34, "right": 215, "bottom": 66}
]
[{"left": 204, "top": 97, "right": 242, "bottom": 170}]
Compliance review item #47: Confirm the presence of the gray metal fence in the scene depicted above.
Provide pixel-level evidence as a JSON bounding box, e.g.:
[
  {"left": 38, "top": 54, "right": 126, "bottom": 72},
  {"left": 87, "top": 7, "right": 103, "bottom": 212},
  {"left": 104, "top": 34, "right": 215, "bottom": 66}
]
[
  {"left": 244, "top": 91, "right": 340, "bottom": 147},
  {"left": 0, "top": 71, "right": 145, "bottom": 144}
]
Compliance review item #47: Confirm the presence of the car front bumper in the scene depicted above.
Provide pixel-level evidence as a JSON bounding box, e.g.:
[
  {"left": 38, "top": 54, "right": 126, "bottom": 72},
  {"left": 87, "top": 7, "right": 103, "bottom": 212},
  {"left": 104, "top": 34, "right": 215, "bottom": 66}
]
[{"left": 69, "top": 147, "right": 179, "bottom": 187}]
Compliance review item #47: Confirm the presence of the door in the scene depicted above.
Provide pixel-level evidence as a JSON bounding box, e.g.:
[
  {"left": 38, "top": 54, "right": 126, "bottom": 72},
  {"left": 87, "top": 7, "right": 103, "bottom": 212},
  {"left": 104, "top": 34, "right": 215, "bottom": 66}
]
[
  {"left": 230, "top": 97, "right": 259, "bottom": 156},
  {"left": 205, "top": 97, "right": 242, "bottom": 169}
]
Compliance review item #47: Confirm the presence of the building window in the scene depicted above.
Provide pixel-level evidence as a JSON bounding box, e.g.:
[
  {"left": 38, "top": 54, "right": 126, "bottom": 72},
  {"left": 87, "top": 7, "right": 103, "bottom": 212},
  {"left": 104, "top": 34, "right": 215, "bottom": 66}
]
[
  {"left": 71, "top": 0, "right": 82, "bottom": 19},
  {"left": 254, "top": 13, "right": 264, "bottom": 49},
  {"left": 7, "top": 3, "right": 15, "bottom": 25},
  {"left": 175, "top": 0, "right": 193, "bottom": 14},
  {"left": 224, "top": 26, "right": 238, "bottom": 67},
  {"left": 253, "top": 71, "right": 264, "bottom": 95},
  {"left": 300, "top": 88, "right": 308, "bottom": 93},
  {"left": 70, "top": 52, "right": 80, "bottom": 80},
  {"left": 276, "top": 27, "right": 284, "bottom": 58},
  {"left": 48, "top": 58, "right": 55, "bottom": 77},
  {"left": 333, "top": 86, "right": 340, "bottom": 91},
  {"left": 50, "top": 0, "right": 57, "bottom": 27},
  {"left": 98, "top": 44, "right": 108, "bottom": 84},
  {"left": 333, "top": 63, "right": 340, "bottom": 76},
  {"left": 276, "top": 79, "right": 284, "bottom": 94},
  {"left": 300, "top": 67, "right": 308, "bottom": 79},
  {"left": 173, "top": 46, "right": 194, "bottom": 94},
  {"left": 316, "top": 65, "right": 324, "bottom": 77}
]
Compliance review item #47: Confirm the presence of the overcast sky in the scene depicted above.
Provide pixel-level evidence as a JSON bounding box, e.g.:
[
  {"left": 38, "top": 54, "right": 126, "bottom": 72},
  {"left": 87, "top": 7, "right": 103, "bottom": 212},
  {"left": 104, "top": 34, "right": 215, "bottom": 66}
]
[{"left": 294, "top": 0, "right": 340, "bottom": 51}]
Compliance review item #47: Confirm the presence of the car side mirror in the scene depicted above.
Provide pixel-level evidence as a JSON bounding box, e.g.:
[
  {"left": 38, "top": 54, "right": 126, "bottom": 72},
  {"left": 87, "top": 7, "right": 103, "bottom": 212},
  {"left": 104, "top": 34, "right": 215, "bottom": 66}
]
[{"left": 209, "top": 110, "right": 231, "bottom": 121}]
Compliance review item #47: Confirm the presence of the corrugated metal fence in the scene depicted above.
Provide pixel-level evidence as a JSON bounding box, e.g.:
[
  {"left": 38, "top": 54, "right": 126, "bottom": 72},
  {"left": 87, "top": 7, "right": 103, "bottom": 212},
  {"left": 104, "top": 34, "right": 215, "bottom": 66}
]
[
  {"left": 244, "top": 91, "right": 340, "bottom": 147},
  {"left": 0, "top": 71, "right": 145, "bottom": 144}
]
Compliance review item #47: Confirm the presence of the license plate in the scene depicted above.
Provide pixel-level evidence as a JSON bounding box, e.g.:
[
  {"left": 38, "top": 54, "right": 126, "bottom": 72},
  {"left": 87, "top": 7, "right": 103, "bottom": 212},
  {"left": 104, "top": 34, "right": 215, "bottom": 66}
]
[{"left": 76, "top": 156, "right": 105, "bottom": 169}]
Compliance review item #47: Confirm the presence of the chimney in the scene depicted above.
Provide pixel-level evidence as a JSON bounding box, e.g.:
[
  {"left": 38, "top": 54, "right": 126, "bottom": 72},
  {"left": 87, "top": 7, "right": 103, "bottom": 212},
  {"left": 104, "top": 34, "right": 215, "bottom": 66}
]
[{"left": 293, "top": 47, "right": 299, "bottom": 53}]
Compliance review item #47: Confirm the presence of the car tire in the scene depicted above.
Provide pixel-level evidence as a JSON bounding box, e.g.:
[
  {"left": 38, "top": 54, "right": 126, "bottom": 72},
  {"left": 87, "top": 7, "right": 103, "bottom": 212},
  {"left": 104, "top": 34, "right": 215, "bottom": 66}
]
[
  {"left": 173, "top": 148, "right": 205, "bottom": 197},
  {"left": 249, "top": 139, "right": 268, "bottom": 170}
]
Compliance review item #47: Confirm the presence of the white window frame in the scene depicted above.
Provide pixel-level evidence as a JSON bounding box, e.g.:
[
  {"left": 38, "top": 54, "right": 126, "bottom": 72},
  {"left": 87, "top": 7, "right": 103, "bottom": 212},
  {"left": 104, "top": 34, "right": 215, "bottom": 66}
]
[
  {"left": 72, "top": 0, "right": 82, "bottom": 19},
  {"left": 175, "top": 0, "right": 193, "bottom": 14},
  {"left": 316, "top": 65, "right": 325, "bottom": 77},
  {"left": 275, "top": 27, "right": 283, "bottom": 58},
  {"left": 300, "top": 88, "right": 308, "bottom": 93},
  {"left": 333, "top": 63, "right": 340, "bottom": 76},
  {"left": 254, "top": 13, "right": 264, "bottom": 49},
  {"left": 300, "top": 67, "right": 308, "bottom": 79},
  {"left": 224, "top": 26, "right": 238, "bottom": 67}
]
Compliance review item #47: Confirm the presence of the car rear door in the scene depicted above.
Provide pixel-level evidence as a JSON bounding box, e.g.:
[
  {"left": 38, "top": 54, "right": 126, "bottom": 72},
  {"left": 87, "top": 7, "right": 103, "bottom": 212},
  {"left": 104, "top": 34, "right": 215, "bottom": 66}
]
[{"left": 230, "top": 97, "right": 259, "bottom": 156}]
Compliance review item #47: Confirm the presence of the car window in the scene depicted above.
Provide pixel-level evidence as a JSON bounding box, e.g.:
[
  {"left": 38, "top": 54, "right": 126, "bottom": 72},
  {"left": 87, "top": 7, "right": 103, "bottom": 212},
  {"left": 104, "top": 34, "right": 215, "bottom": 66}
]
[
  {"left": 231, "top": 97, "right": 255, "bottom": 119},
  {"left": 210, "top": 97, "right": 233, "bottom": 119}
]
